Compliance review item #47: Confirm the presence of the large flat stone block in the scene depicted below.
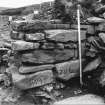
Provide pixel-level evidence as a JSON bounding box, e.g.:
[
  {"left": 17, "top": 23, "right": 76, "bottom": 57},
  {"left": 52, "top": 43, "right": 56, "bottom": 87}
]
[
  {"left": 11, "top": 20, "right": 71, "bottom": 32},
  {"left": 21, "top": 49, "right": 78, "bottom": 64},
  {"left": 12, "top": 41, "right": 40, "bottom": 51},
  {"left": 10, "top": 31, "right": 24, "bottom": 40},
  {"left": 25, "top": 33, "right": 45, "bottom": 41},
  {"left": 19, "top": 64, "right": 55, "bottom": 74},
  {"left": 13, "top": 70, "right": 54, "bottom": 90},
  {"left": 55, "top": 60, "right": 85, "bottom": 80},
  {"left": 45, "top": 30, "right": 86, "bottom": 42},
  {"left": 87, "top": 17, "right": 105, "bottom": 24},
  {"left": 54, "top": 94, "right": 105, "bottom": 105}
]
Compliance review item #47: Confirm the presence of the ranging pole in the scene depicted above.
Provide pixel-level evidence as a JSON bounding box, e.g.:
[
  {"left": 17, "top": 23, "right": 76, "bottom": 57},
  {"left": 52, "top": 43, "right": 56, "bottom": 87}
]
[{"left": 77, "top": 4, "right": 83, "bottom": 85}]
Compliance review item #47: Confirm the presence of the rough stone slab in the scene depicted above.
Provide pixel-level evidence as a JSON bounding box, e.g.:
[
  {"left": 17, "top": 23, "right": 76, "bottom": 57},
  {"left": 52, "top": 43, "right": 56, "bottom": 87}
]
[
  {"left": 19, "top": 64, "right": 55, "bottom": 74},
  {"left": 95, "top": 5, "right": 105, "bottom": 14},
  {"left": 99, "top": 33, "right": 105, "bottom": 43},
  {"left": 25, "top": 33, "right": 45, "bottom": 41},
  {"left": 41, "top": 43, "right": 65, "bottom": 50},
  {"left": 11, "top": 20, "right": 46, "bottom": 32},
  {"left": 13, "top": 70, "right": 54, "bottom": 90},
  {"left": 64, "top": 43, "right": 77, "bottom": 49},
  {"left": 21, "top": 49, "right": 79, "bottom": 64},
  {"left": 95, "top": 23, "right": 105, "bottom": 32},
  {"left": 55, "top": 59, "right": 85, "bottom": 80},
  {"left": 71, "top": 24, "right": 92, "bottom": 30},
  {"left": 11, "top": 20, "right": 71, "bottom": 32},
  {"left": 41, "top": 42, "right": 56, "bottom": 49},
  {"left": 56, "top": 43, "right": 64, "bottom": 49},
  {"left": 45, "top": 30, "right": 86, "bottom": 42},
  {"left": 49, "top": 19, "right": 62, "bottom": 24},
  {"left": 10, "top": 31, "right": 24, "bottom": 40},
  {"left": 3, "top": 42, "right": 12, "bottom": 49},
  {"left": 64, "top": 42, "right": 86, "bottom": 50},
  {"left": 51, "top": 24, "right": 70, "bottom": 29},
  {"left": 86, "top": 25, "right": 95, "bottom": 35},
  {"left": 87, "top": 17, "right": 105, "bottom": 24},
  {"left": 12, "top": 41, "right": 40, "bottom": 51},
  {"left": 100, "top": 70, "right": 105, "bottom": 87},
  {"left": 83, "top": 57, "right": 101, "bottom": 72},
  {"left": 0, "top": 48, "right": 9, "bottom": 52}
]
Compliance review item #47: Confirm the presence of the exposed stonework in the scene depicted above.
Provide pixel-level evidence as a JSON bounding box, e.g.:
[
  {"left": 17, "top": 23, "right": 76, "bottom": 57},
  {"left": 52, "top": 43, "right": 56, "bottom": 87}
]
[
  {"left": 6, "top": 16, "right": 105, "bottom": 90},
  {"left": 13, "top": 70, "right": 54, "bottom": 90}
]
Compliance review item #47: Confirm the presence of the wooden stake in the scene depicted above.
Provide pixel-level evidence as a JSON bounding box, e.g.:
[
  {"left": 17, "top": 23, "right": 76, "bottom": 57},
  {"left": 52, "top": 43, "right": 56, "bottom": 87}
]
[{"left": 77, "top": 4, "right": 83, "bottom": 85}]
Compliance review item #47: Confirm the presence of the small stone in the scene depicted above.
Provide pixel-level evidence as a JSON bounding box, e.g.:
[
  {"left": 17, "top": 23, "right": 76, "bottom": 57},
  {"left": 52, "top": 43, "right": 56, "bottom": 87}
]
[
  {"left": 96, "top": 23, "right": 105, "bottom": 32},
  {"left": 64, "top": 43, "right": 77, "bottom": 49},
  {"left": 49, "top": 19, "right": 62, "bottom": 24},
  {"left": 12, "top": 41, "right": 40, "bottom": 51},
  {"left": 41, "top": 42, "right": 55, "bottom": 49},
  {"left": 99, "top": 33, "right": 105, "bottom": 43},
  {"left": 11, "top": 20, "right": 71, "bottom": 32},
  {"left": 56, "top": 43, "right": 64, "bottom": 49},
  {"left": 71, "top": 25, "right": 92, "bottom": 30},
  {"left": 25, "top": 33, "right": 45, "bottom": 41},
  {"left": 42, "top": 84, "right": 54, "bottom": 92},
  {"left": 42, "top": 98, "right": 48, "bottom": 103},
  {"left": 21, "top": 49, "right": 78, "bottom": 64},
  {"left": 99, "top": 70, "right": 105, "bottom": 86},
  {"left": 53, "top": 90, "right": 61, "bottom": 97},
  {"left": 55, "top": 60, "right": 85, "bottom": 80},
  {"left": 86, "top": 25, "right": 95, "bottom": 35},
  {"left": 45, "top": 29, "right": 86, "bottom": 42},
  {"left": 10, "top": 31, "right": 24, "bottom": 40},
  {"left": 60, "top": 95, "right": 64, "bottom": 98},
  {"left": 3, "top": 87, "right": 22, "bottom": 103},
  {"left": 0, "top": 74, "right": 6, "bottom": 82},
  {"left": 55, "top": 83, "right": 65, "bottom": 89},
  {"left": 74, "top": 90, "right": 82, "bottom": 95},
  {"left": 103, "top": 12, "right": 105, "bottom": 18},
  {"left": 13, "top": 70, "right": 54, "bottom": 90},
  {"left": 83, "top": 57, "right": 101, "bottom": 72},
  {"left": 95, "top": 5, "right": 105, "bottom": 14},
  {"left": 60, "top": 83, "right": 65, "bottom": 89},
  {"left": 19, "top": 64, "right": 55, "bottom": 74},
  {"left": 87, "top": 75, "right": 92, "bottom": 79},
  {"left": 87, "top": 17, "right": 105, "bottom": 24}
]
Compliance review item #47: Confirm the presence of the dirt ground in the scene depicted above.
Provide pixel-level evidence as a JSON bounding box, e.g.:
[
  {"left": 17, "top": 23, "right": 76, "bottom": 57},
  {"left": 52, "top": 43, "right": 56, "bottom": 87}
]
[{"left": 0, "top": 78, "right": 105, "bottom": 105}]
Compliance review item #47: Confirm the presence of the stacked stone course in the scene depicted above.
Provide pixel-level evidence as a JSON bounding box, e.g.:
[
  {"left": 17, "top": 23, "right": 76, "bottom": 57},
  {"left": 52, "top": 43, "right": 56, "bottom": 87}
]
[{"left": 8, "top": 18, "right": 104, "bottom": 90}]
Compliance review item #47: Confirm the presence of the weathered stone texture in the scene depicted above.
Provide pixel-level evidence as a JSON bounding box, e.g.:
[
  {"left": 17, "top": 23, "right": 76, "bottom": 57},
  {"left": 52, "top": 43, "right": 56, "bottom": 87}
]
[
  {"left": 19, "top": 64, "right": 55, "bottom": 74},
  {"left": 96, "top": 23, "right": 105, "bottom": 32},
  {"left": 83, "top": 57, "right": 101, "bottom": 72},
  {"left": 87, "top": 17, "right": 105, "bottom": 24},
  {"left": 45, "top": 30, "right": 86, "bottom": 42},
  {"left": 13, "top": 70, "right": 54, "bottom": 90},
  {"left": 55, "top": 60, "right": 82, "bottom": 80},
  {"left": 12, "top": 41, "right": 40, "bottom": 51},
  {"left": 99, "top": 33, "right": 105, "bottom": 43},
  {"left": 87, "top": 25, "right": 95, "bottom": 35},
  {"left": 10, "top": 31, "right": 25, "bottom": 40},
  {"left": 25, "top": 33, "right": 45, "bottom": 41},
  {"left": 11, "top": 20, "right": 71, "bottom": 32}
]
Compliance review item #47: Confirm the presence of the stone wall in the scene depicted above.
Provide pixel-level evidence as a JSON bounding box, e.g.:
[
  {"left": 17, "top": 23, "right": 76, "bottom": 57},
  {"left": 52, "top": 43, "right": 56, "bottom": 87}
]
[{"left": 6, "top": 17, "right": 104, "bottom": 90}]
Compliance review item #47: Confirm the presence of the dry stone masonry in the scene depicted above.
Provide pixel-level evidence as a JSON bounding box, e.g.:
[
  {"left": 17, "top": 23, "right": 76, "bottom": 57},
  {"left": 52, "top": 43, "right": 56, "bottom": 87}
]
[
  {"left": 1, "top": 1, "right": 105, "bottom": 104},
  {"left": 1, "top": 10, "right": 105, "bottom": 104},
  {"left": 7, "top": 17, "right": 104, "bottom": 90}
]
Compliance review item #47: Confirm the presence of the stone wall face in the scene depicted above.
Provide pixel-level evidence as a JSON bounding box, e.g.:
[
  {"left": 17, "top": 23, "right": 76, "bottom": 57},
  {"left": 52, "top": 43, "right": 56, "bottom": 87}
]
[{"left": 6, "top": 17, "right": 104, "bottom": 90}]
